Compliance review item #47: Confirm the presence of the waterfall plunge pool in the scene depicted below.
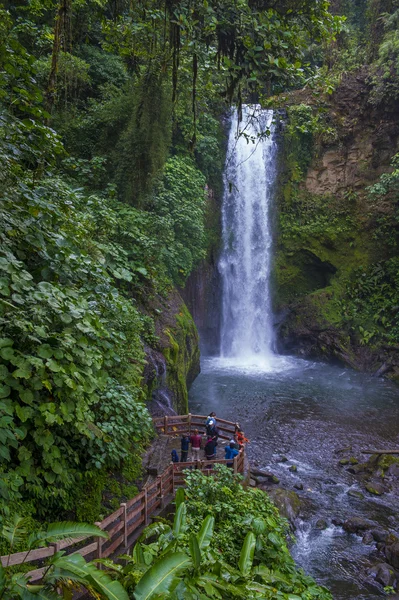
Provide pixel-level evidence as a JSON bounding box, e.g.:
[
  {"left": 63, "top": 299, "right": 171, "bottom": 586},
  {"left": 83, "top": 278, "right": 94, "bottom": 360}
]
[{"left": 189, "top": 356, "right": 399, "bottom": 599}]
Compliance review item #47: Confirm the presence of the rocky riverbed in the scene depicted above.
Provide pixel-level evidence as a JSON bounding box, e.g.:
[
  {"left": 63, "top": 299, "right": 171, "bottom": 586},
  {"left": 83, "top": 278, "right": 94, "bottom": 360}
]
[{"left": 189, "top": 355, "right": 399, "bottom": 599}]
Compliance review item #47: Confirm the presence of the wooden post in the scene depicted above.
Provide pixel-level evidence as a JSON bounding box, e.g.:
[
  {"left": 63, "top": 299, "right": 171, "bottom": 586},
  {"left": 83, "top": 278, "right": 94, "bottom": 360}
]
[
  {"left": 171, "top": 463, "right": 175, "bottom": 494},
  {"left": 157, "top": 475, "right": 164, "bottom": 509},
  {"left": 144, "top": 488, "right": 148, "bottom": 526},
  {"left": 95, "top": 522, "right": 103, "bottom": 567},
  {"left": 188, "top": 413, "right": 191, "bottom": 435},
  {"left": 164, "top": 415, "right": 168, "bottom": 435},
  {"left": 120, "top": 503, "right": 128, "bottom": 547},
  {"left": 233, "top": 455, "right": 238, "bottom": 474}
]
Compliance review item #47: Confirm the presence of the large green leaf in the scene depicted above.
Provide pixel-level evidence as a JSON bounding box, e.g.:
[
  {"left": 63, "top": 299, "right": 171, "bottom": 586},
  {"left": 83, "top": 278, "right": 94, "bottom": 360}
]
[
  {"left": 196, "top": 515, "right": 214, "bottom": 550},
  {"left": 189, "top": 534, "right": 201, "bottom": 569},
  {"left": 48, "top": 554, "right": 129, "bottom": 600},
  {"left": 133, "top": 551, "right": 191, "bottom": 600},
  {"left": 172, "top": 502, "right": 187, "bottom": 537},
  {"left": 174, "top": 487, "right": 185, "bottom": 509},
  {"left": 238, "top": 532, "right": 256, "bottom": 578},
  {"left": 138, "top": 522, "right": 171, "bottom": 544},
  {"left": 1, "top": 515, "right": 30, "bottom": 551},
  {"left": 9, "top": 574, "right": 59, "bottom": 600},
  {"left": 27, "top": 522, "right": 109, "bottom": 549}
]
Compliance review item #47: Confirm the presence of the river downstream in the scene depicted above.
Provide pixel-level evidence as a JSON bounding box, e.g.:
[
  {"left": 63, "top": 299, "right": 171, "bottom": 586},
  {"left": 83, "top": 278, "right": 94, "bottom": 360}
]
[{"left": 189, "top": 355, "right": 399, "bottom": 599}]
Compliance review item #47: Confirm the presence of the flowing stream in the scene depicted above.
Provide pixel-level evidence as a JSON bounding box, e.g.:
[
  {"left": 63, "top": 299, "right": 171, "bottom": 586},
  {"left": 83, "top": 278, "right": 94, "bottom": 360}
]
[{"left": 188, "top": 107, "right": 399, "bottom": 599}]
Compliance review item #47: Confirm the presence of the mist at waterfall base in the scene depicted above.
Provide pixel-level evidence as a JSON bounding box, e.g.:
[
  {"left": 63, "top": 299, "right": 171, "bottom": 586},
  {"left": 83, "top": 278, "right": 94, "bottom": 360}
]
[{"left": 188, "top": 107, "right": 399, "bottom": 599}]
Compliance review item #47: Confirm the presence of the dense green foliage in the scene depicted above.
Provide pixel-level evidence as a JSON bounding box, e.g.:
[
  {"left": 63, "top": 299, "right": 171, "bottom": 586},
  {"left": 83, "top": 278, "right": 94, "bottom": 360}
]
[
  {"left": 0, "top": 516, "right": 127, "bottom": 599},
  {"left": 101, "top": 466, "right": 332, "bottom": 599},
  {"left": 0, "top": 0, "right": 341, "bottom": 523}
]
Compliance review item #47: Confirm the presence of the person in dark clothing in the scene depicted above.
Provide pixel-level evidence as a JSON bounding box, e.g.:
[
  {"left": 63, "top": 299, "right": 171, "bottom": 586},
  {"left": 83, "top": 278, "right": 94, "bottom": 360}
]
[
  {"left": 205, "top": 412, "right": 217, "bottom": 437},
  {"left": 204, "top": 436, "right": 217, "bottom": 460},
  {"left": 171, "top": 449, "right": 179, "bottom": 463},
  {"left": 180, "top": 435, "right": 190, "bottom": 462}
]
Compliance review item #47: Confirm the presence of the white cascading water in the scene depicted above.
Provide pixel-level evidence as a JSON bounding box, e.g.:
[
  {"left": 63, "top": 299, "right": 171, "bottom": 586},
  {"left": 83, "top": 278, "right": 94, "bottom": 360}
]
[{"left": 219, "top": 105, "right": 277, "bottom": 367}]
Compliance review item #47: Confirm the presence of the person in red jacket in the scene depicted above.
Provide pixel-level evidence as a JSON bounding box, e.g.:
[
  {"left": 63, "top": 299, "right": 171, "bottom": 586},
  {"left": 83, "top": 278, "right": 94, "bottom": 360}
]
[{"left": 189, "top": 429, "right": 202, "bottom": 461}]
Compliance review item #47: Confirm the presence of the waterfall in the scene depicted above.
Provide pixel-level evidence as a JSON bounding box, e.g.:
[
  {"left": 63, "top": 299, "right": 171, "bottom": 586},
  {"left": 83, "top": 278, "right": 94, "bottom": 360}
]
[{"left": 219, "top": 106, "right": 277, "bottom": 366}]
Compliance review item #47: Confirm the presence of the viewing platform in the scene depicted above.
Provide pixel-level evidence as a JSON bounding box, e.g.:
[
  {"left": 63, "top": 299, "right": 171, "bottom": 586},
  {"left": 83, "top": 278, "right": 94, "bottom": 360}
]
[{"left": 1, "top": 414, "right": 247, "bottom": 582}]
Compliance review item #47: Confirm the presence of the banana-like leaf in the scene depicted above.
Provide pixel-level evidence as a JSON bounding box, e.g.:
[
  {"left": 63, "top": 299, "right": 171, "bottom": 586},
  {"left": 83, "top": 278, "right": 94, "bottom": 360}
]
[
  {"left": 238, "top": 532, "right": 256, "bottom": 578},
  {"left": 189, "top": 534, "right": 201, "bottom": 569},
  {"left": 196, "top": 515, "right": 214, "bottom": 550},
  {"left": 132, "top": 542, "right": 146, "bottom": 566},
  {"left": 46, "top": 554, "right": 129, "bottom": 600},
  {"left": 172, "top": 502, "right": 186, "bottom": 537},
  {"left": 197, "top": 574, "right": 242, "bottom": 597},
  {"left": 27, "top": 522, "right": 108, "bottom": 549},
  {"left": 174, "top": 487, "right": 185, "bottom": 509},
  {"left": 9, "top": 574, "right": 59, "bottom": 600},
  {"left": 138, "top": 522, "right": 171, "bottom": 543},
  {"left": 1, "top": 515, "right": 30, "bottom": 551},
  {"left": 133, "top": 551, "right": 191, "bottom": 600}
]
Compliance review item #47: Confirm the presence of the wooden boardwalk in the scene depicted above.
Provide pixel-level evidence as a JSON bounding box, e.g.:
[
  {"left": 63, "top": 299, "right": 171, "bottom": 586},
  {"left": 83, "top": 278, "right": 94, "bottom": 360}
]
[{"left": 1, "top": 414, "right": 245, "bottom": 581}]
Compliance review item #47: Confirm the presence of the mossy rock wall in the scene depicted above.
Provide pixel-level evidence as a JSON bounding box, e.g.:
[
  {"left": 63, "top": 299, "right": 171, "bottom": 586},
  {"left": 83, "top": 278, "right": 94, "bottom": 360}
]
[
  {"left": 274, "top": 70, "right": 399, "bottom": 378},
  {"left": 151, "top": 289, "right": 200, "bottom": 413}
]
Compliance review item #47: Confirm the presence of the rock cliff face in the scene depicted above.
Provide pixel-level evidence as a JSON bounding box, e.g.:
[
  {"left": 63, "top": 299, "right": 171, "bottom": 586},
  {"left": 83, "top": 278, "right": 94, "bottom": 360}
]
[
  {"left": 143, "top": 289, "right": 200, "bottom": 414},
  {"left": 275, "top": 69, "right": 399, "bottom": 379}
]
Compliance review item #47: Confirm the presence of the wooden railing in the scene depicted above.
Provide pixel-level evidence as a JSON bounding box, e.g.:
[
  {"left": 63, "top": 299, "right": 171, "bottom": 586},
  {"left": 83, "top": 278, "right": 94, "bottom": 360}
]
[
  {"left": 153, "top": 413, "right": 237, "bottom": 440},
  {"left": 1, "top": 415, "right": 244, "bottom": 581}
]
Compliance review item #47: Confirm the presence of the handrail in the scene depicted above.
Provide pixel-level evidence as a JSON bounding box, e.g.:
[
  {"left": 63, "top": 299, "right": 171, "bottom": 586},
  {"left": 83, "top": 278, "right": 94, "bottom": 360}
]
[
  {"left": 154, "top": 413, "right": 238, "bottom": 441},
  {"left": 1, "top": 414, "right": 245, "bottom": 580}
]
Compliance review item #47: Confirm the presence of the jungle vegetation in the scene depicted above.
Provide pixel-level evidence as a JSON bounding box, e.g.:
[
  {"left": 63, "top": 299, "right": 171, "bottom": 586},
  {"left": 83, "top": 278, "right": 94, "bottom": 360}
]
[{"left": 1, "top": 0, "right": 399, "bottom": 597}]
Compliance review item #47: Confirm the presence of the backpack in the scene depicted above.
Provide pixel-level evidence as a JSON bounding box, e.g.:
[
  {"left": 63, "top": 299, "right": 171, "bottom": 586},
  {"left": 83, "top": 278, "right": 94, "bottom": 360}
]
[{"left": 171, "top": 449, "right": 179, "bottom": 463}]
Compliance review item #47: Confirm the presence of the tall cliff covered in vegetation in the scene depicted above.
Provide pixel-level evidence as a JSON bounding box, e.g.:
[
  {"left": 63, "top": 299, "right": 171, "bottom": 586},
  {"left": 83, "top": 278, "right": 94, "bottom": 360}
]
[{"left": 274, "top": 0, "right": 399, "bottom": 379}]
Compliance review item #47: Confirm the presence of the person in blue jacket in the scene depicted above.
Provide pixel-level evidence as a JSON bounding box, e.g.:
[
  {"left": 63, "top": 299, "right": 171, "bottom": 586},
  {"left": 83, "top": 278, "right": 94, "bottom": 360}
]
[{"left": 224, "top": 441, "right": 239, "bottom": 465}]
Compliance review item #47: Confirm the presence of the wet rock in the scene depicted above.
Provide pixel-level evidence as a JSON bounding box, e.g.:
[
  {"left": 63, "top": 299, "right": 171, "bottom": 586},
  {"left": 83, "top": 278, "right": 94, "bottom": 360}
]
[
  {"left": 343, "top": 517, "right": 377, "bottom": 534},
  {"left": 339, "top": 458, "right": 350, "bottom": 465},
  {"left": 385, "top": 540, "right": 399, "bottom": 569},
  {"left": 294, "top": 482, "right": 304, "bottom": 490},
  {"left": 267, "top": 488, "right": 302, "bottom": 528},
  {"left": 349, "top": 457, "right": 359, "bottom": 465},
  {"left": 347, "top": 463, "right": 367, "bottom": 474},
  {"left": 278, "top": 455, "right": 288, "bottom": 463},
  {"left": 371, "top": 529, "right": 390, "bottom": 543},
  {"left": 347, "top": 489, "right": 365, "bottom": 499},
  {"left": 251, "top": 469, "right": 280, "bottom": 484},
  {"left": 324, "top": 478, "right": 337, "bottom": 485},
  {"left": 289, "top": 464, "right": 298, "bottom": 472},
  {"left": 250, "top": 478, "right": 257, "bottom": 487},
  {"left": 363, "top": 531, "right": 374, "bottom": 544},
  {"left": 368, "top": 563, "right": 396, "bottom": 587},
  {"left": 316, "top": 519, "right": 328, "bottom": 530},
  {"left": 332, "top": 517, "right": 344, "bottom": 527},
  {"left": 387, "top": 464, "right": 399, "bottom": 479},
  {"left": 365, "top": 481, "right": 385, "bottom": 495}
]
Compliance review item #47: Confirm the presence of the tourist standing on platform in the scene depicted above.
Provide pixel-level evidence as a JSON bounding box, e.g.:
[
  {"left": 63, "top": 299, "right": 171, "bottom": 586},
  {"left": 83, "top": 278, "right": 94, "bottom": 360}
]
[
  {"left": 189, "top": 429, "right": 202, "bottom": 461},
  {"left": 204, "top": 435, "right": 217, "bottom": 460},
  {"left": 180, "top": 434, "right": 190, "bottom": 462}
]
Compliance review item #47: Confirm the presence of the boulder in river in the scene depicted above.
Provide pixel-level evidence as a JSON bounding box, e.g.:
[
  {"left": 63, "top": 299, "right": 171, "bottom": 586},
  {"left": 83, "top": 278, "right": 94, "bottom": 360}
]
[
  {"left": 347, "top": 489, "right": 365, "bottom": 499},
  {"left": 385, "top": 539, "right": 399, "bottom": 570},
  {"left": 289, "top": 464, "right": 298, "bottom": 472},
  {"left": 368, "top": 563, "right": 397, "bottom": 587},
  {"left": 365, "top": 481, "right": 386, "bottom": 495},
  {"left": 316, "top": 519, "right": 328, "bottom": 530},
  {"left": 294, "top": 482, "right": 304, "bottom": 490},
  {"left": 343, "top": 517, "right": 377, "bottom": 534},
  {"left": 267, "top": 488, "right": 302, "bottom": 528}
]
